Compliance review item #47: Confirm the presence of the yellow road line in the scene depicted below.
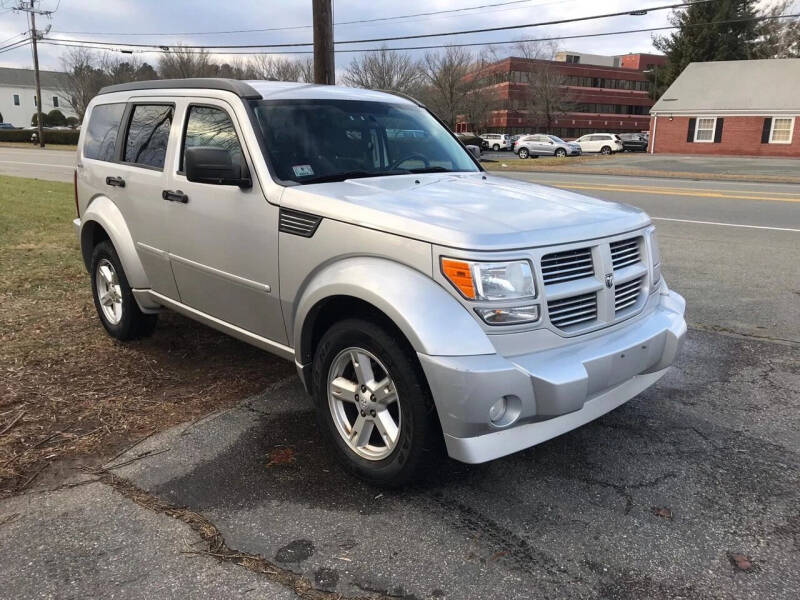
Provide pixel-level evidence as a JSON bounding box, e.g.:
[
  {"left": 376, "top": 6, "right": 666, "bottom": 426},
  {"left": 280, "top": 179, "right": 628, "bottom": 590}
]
[{"left": 541, "top": 181, "right": 800, "bottom": 203}]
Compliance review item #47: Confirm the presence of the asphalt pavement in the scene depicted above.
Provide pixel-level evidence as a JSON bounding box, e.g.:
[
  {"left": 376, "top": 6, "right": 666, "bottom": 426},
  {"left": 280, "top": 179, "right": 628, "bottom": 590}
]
[{"left": 1, "top": 150, "right": 799, "bottom": 599}]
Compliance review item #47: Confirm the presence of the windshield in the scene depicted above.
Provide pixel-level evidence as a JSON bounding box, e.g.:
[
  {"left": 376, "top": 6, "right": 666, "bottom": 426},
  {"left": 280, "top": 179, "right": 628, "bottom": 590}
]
[
  {"left": 548, "top": 135, "right": 567, "bottom": 144},
  {"left": 250, "top": 99, "right": 479, "bottom": 184}
]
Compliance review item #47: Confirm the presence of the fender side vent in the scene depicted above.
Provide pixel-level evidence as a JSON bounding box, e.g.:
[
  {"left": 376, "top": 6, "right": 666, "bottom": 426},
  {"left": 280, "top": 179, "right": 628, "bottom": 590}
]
[{"left": 279, "top": 208, "right": 322, "bottom": 238}]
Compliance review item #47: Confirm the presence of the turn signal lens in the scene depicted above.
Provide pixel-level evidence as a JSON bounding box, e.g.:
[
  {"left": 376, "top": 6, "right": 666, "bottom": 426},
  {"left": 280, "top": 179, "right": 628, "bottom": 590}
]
[
  {"left": 475, "top": 305, "right": 540, "bottom": 325},
  {"left": 441, "top": 258, "right": 476, "bottom": 299}
]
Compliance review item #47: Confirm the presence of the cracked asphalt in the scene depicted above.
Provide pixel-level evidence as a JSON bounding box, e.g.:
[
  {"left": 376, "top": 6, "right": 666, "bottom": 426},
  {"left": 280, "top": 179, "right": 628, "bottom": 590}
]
[{"left": 1, "top": 172, "right": 799, "bottom": 599}]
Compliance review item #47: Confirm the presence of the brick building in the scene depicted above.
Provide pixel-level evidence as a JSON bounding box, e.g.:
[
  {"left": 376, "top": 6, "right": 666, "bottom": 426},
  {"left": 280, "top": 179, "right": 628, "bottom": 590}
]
[
  {"left": 456, "top": 53, "right": 661, "bottom": 138},
  {"left": 649, "top": 59, "right": 800, "bottom": 156}
]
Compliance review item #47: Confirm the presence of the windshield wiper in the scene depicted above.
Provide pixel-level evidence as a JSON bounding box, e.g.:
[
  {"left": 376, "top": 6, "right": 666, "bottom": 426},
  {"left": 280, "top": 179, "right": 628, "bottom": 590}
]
[
  {"left": 300, "top": 169, "right": 410, "bottom": 184},
  {"left": 408, "top": 166, "right": 455, "bottom": 174}
]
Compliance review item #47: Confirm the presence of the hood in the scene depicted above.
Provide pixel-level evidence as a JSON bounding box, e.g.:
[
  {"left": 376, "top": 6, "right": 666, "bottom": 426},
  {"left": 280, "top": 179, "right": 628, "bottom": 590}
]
[{"left": 280, "top": 172, "right": 650, "bottom": 250}]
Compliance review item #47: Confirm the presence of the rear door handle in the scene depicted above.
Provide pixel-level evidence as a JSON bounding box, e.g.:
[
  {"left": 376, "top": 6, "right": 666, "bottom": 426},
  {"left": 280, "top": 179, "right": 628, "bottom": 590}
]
[
  {"left": 105, "top": 176, "right": 125, "bottom": 188},
  {"left": 162, "top": 189, "right": 189, "bottom": 204}
]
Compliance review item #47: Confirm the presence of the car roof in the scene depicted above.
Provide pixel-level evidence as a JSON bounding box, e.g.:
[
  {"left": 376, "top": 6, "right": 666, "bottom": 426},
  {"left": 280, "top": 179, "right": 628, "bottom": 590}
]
[{"left": 97, "top": 78, "right": 416, "bottom": 106}]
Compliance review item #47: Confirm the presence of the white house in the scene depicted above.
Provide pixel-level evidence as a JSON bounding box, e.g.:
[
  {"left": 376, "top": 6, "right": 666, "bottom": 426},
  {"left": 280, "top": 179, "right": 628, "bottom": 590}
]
[{"left": 0, "top": 66, "right": 77, "bottom": 127}]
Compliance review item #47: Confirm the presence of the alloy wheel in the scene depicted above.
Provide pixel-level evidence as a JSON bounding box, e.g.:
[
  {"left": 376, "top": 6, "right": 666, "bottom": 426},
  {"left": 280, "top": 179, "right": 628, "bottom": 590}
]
[
  {"left": 95, "top": 258, "right": 123, "bottom": 325},
  {"left": 327, "top": 347, "right": 401, "bottom": 461}
]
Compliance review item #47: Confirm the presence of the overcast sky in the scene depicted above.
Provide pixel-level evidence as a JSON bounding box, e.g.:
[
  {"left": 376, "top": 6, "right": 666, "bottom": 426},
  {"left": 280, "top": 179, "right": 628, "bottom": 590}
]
[{"left": 0, "top": 0, "right": 793, "bottom": 73}]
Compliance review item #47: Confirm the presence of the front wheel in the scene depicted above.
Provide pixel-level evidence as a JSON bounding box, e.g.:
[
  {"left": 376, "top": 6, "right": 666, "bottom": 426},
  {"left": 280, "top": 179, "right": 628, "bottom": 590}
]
[
  {"left": 492, "top": 144, "right": 500, "bottom": 151},
  {"left": 90, "top": 241, "right": 157, "bottom": 340},
  {"left": 554, "top": 148, "right": 567, "bottom": 158},
  {"left": 312, "top": 318, "right": 441, "bottom": 486},
  {"left": 518, "top": 147, "right": 529, "bottom": 159},
  {"left": 600, "top": 146, "right": 612, "bottom": 155}
]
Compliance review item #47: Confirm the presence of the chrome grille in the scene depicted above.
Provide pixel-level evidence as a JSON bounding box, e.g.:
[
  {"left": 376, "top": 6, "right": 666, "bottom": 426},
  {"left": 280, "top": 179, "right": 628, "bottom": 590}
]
[
  {"left": 615, "top": 277, "right": 644, "bottom": 313},
  {"left": 541, "top": 247, "right": 593, "bottom": 285},
  {"left": 547, "top": 292, "right": 598, "bottom": 329},
  {"left": 610, "top": 237, "right": 641, "bottom": 270}
]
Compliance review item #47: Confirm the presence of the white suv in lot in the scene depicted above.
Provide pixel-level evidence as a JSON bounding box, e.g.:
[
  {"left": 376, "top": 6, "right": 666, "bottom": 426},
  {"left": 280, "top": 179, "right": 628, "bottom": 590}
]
[
  {"left": 73, "top": 79, "right": 686, "bottom": 485},
  {"left": 574, "top": 133, "right": 624, "bottom": 155},
  {"left": 480, "top": 133, "right": 511, "bottom": 151}
]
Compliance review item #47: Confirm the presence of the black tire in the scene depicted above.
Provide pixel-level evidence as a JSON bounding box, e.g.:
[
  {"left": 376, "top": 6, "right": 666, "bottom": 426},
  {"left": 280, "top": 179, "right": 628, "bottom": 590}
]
[
  {"left": 492, "top": 144, "right": 500, "bottom": 151},
  {"left": 518, "top": 147, "right": 529, "bottom": 159},
  {"left": 311, "top": 318, "right": 441, "bottom": 487},
  {"left": 600, "top": 145, "right": 612, "bottom": 155},
  {"left": 554, "top": 148, "right": 567, "bottom": 158},
  {"left": 90, "top": 240, "right": 157, "bottom": 341}
]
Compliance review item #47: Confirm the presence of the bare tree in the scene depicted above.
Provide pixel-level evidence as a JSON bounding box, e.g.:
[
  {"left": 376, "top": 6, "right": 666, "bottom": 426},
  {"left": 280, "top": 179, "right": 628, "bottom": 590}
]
[
  {"left": 158, "top": 46, "right": 217, "bottom": 78},
  {"left": 756, "top": 1, "right": 800, "bottom": 58},
  {"left": 342, "top": 46, "right": 423, "bottom": 94},
  {"left": 57, "top": 48, "right": 105, "bottom": 122},
  {"left": 418, "top": 46, "right": 476, "bottom": 128},
  {"left": 248, "top": 55, "right": 312, "bottom": 81},
  {"left": 513, "top": 39, "right": 571, "bottom": 132}
]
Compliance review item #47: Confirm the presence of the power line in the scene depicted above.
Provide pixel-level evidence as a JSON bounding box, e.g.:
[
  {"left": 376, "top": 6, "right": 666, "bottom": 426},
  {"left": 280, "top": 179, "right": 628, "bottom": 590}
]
[
  {"left": 49, "top": 0, "right": 537, "bottom": 36},
  {"left": 33, "top": 12, "right": 800, "bottom": 57},
  {"left": 44, "top": 1, "right": 714, "bottom": 50},
  {"left": 0, "top": 36, "right": 30, "bottom": 53}
]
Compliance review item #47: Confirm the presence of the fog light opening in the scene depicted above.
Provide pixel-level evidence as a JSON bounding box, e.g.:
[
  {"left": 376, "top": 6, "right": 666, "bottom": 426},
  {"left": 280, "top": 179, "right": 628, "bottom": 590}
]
[{"left": 488, "top": 395, "right": 522, "bottom": 428}]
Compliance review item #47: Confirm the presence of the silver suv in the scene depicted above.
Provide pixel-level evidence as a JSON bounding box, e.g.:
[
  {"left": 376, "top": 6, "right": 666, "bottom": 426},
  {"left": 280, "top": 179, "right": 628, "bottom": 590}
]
[{"left": 73, "top": 79, "right": 686, "bottom": 485}]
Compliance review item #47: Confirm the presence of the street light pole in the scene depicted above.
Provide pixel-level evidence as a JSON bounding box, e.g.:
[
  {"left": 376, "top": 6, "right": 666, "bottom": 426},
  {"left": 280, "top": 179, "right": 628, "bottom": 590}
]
[
  {"left": 312, "top": 0, "right": 335, "bottom": 85},
  {"left": 30, "top": 4, "right": 45, "bottom": 147}
]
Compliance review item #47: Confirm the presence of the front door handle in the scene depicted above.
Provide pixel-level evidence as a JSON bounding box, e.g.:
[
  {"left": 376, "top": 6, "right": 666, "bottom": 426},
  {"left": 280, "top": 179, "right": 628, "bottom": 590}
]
[
  {"left": 162, "top": 189, "right": 189, "bottom": 204},
  {"left": 105, "top": 176, "right": 125, "bottom": 188}
]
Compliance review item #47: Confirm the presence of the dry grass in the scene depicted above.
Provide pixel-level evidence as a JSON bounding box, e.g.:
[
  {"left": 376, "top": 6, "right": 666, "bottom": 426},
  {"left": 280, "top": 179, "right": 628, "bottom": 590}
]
[
  {"left": 0, "top": 175, "right": 293, "bottom": 497},
  {"left": 483, "top": 155, "right": 800, "bottom": 184}
]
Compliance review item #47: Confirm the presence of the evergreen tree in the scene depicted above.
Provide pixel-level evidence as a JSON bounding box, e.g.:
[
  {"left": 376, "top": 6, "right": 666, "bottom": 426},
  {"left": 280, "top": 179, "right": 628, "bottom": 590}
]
[{"left": 653, "top": 0, "right": 762, "bottom": 95}]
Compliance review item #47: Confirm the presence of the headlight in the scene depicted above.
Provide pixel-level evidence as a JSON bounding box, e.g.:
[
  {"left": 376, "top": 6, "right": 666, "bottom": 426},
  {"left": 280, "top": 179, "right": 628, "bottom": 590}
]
[
  {"left": 441, "top": 258, "right": 535, "bottom": 301},
  {"left": 649, "top": 230, "right": 662, "bottom": 285}
]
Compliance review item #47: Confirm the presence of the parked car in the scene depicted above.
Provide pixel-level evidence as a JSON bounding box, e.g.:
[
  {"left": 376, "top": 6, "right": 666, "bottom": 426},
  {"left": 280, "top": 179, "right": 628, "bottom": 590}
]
[
  {"left": 456, "top": 132, "right": 488, "bottom": 151},
  {"left": 574, "top": 133, "right": 624, "bottom": 154},
  {"left": 618, "top": 133, "right": 648, "bottom": 152},
  {"left": 515, "top": 134, "right": 582, "bottom": 159},
  {"left": 481, "top": 133, "right": 511, "bottom": 151},
  {"left": 73, "top": 79, "right": 685, "bottom": 486},
  {"left": 0, "top": 122, "right": 18, "bottom": 129}
]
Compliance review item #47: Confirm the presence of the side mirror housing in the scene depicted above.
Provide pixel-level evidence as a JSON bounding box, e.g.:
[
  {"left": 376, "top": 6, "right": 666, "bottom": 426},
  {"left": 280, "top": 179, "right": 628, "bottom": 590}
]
[
  {"left": 185, "top": 146, "right": 251, "bottom": 188},
  {"left": 466, "top": 144, "right": 481, "bottom": 158}
]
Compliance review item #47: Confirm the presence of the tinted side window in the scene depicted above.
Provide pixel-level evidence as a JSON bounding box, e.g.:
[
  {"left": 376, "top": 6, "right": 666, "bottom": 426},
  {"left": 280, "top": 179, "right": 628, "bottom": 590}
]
[
  {"left": 181, "top": 106, "right": 243, "bottom": 172},
  {"left": 84, "top": 103, "right": 125, "bottom": 162},
  {"left": 123, "top": 104, "right": 173, "bottom": 169}
]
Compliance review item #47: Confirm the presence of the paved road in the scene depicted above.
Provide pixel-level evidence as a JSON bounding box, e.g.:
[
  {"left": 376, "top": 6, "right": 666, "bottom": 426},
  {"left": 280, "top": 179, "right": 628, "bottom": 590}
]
[
  {"left": 1, "top": 157, "right": 799, "bottom": 598},
  {"left": 0, "top": 146, "right": 75, "bottom": 181}
]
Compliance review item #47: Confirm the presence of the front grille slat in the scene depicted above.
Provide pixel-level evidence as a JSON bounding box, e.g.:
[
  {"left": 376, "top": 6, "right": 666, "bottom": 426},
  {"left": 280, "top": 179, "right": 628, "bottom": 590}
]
[
  {"left": 614, "top": 276, "right": 644, "bottom": 314},
  {"left": 547, "top": 292, "right": 597, "bottom": 329},
  {"left": 610, "top": 237, "right": 642, "bottom": 270},
  {"left": 541, "top": 248, "right": 593, "bottom": 285}
]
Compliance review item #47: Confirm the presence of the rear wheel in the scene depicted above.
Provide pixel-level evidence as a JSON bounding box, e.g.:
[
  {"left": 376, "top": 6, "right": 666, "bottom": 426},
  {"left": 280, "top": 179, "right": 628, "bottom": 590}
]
[
  {"left": 554, "top": 148, "right": 567, "bottom": 158},
  {"left": 312, "top": 318, "right": 441, "bottom": 486},
  {"left": 600, "top": 145, "right": 612, "bottom": 155},
  {"left": 90, "top": 241, "right": 157, "bottom": 340},
  {"left": 518, "top": 147, "right": 529, "bottom": 159},
  {"left": 492, "top": 144, "right": 500, "bottom": 151}
]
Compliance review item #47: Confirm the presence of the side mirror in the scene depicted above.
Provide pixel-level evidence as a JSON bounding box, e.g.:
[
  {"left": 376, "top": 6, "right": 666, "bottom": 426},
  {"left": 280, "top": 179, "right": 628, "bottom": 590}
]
[
  {"left": 185, "top": 146, "right": 251, "bottom": 188},
  {"left": 466, "top": 144, "right": 481, "bottom": 158}
]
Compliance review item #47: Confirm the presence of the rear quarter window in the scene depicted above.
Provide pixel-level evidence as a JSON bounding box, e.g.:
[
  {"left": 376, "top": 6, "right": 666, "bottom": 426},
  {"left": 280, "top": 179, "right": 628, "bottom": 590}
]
[{"left": 83, "top": 103, "right": 125, "bottom": 162}]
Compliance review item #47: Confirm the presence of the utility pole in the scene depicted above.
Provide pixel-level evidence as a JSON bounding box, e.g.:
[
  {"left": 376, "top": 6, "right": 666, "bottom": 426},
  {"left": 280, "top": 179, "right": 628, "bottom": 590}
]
[
  {"left": 312, "top": 0, "right": 334, "bottom": 85},
  {"left": 15, "top": 0, "right": 52, "bottom": 148}
]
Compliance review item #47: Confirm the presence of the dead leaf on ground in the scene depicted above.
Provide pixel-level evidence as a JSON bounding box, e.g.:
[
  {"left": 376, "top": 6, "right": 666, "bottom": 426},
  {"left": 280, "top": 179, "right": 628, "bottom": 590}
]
[
  {"left": 728, "top": 552, "right": 755, "bottom": 572},
  {"left": 652, "top": 506, "right": 673, "bottom": 519},
  {"left": 265, "top": 446, "right": 296, "bottom": 467}
]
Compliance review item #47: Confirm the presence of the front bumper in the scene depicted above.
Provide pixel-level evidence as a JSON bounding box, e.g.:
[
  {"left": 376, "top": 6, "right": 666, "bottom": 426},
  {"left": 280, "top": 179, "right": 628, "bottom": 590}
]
[{"left": 418, "top": 288, "right": 686, "bottom": 464}]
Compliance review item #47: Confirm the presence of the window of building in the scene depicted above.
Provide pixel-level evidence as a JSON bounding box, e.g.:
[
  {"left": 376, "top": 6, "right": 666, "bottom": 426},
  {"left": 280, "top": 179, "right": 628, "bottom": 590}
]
[
  {"left": 694, "top": 117, "right": 716, "bottom": 142},
  {"left": 52, "top": 96, "right": 59, "bottom": 108},
  {"left": 84, "top": 103, "right": 126, "bottom": 162},
  {"left": 565, "top": 55, "right": 580, "bottom": 64},
  {"left": 770, "top": 117, "right": 794, "bottom": 144},
  {"left": 180, "top": 105, "right": 243, "bottom": 172},
  {"left": 34, "top": 95, "right": 37, "bottom": 107},
  {"left": 123, "top": 104, "right": 174, "bottom": 169},
  {"left": 13, "top": 94, "right": 20, "bottom": 106}
]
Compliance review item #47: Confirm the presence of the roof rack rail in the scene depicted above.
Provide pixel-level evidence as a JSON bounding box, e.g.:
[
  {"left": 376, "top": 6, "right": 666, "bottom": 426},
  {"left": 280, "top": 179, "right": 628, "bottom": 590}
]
[{"left": 98, "top": 78, "right": 262, "bottom": 99}]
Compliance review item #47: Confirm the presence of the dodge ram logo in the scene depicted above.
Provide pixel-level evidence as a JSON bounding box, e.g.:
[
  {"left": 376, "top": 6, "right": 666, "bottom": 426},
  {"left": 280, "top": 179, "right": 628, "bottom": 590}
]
[{"left": 605, "top": 273, "right": 614, "bottom": 288}]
